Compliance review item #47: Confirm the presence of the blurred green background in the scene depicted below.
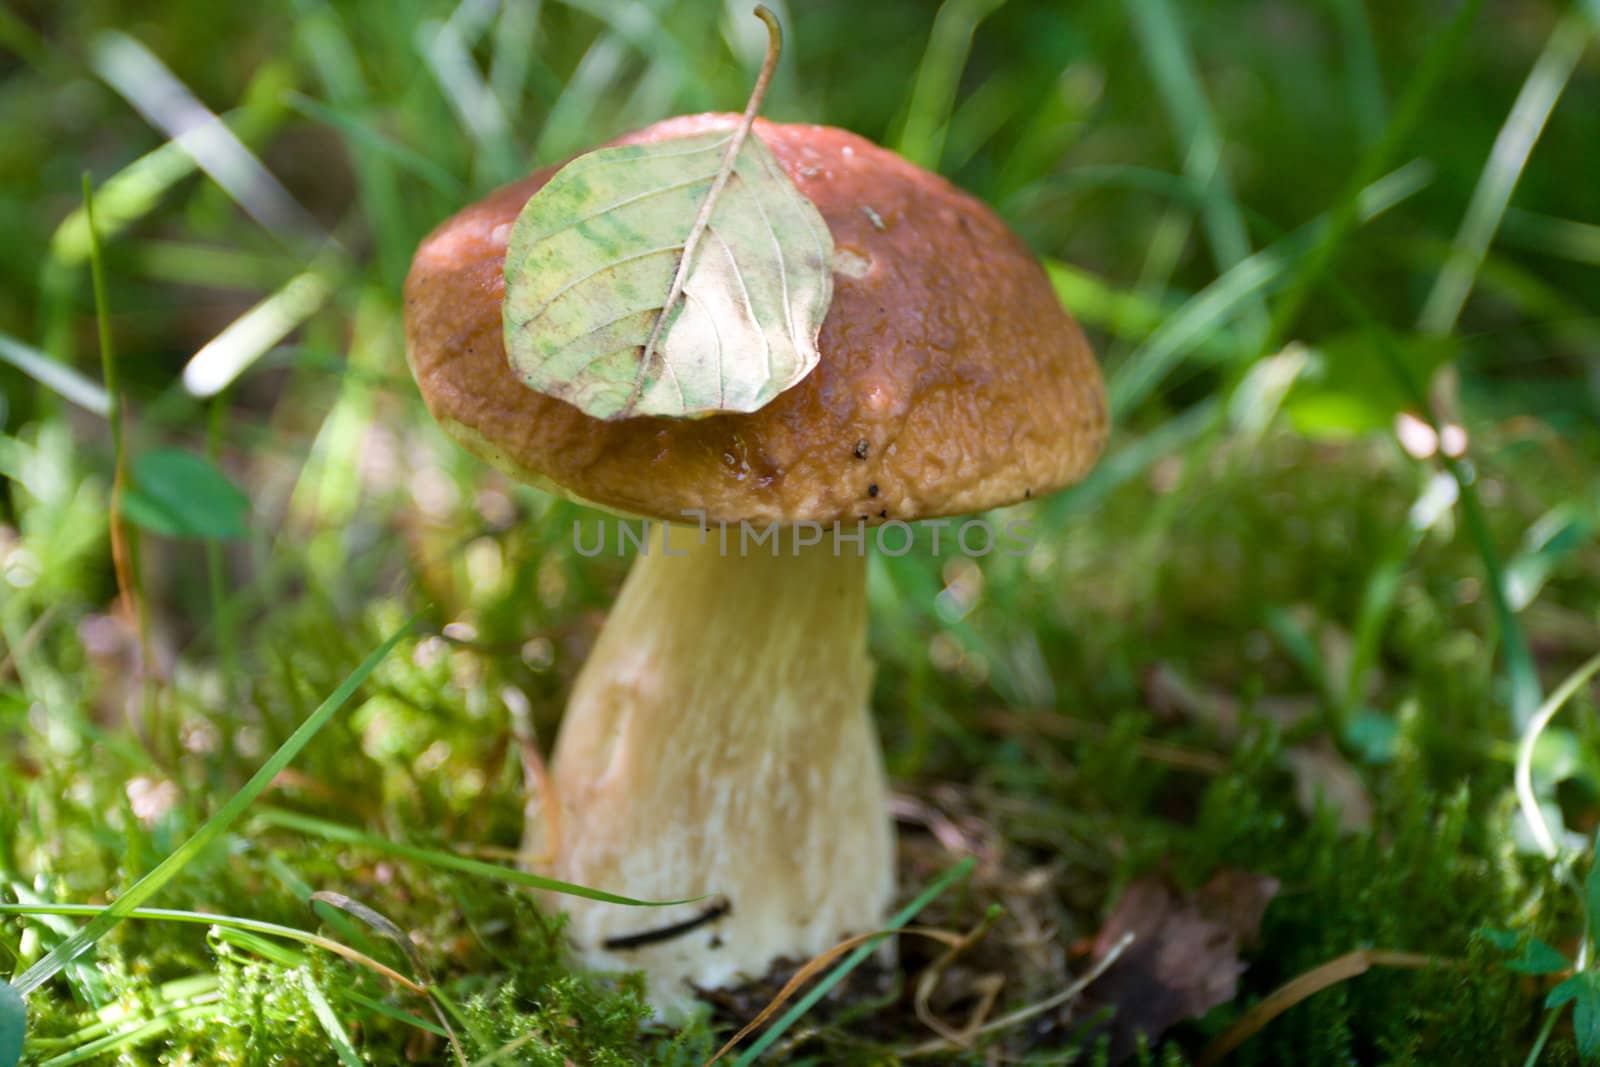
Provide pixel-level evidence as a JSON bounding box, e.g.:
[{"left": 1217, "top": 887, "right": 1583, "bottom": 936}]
[{"left": 2, "top": 0, "right": 1600, "bottom": 1063}]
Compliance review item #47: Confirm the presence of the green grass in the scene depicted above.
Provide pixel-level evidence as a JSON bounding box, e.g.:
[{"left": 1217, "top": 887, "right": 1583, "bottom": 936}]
[{"left": 2, "top": 0, "right": 1600, "bottom": 1063}]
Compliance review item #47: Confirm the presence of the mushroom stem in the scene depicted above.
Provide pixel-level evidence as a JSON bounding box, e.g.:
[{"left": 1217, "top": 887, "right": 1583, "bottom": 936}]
[{"left": 530, "top": 528, "right": 893, "bottom": 1018}]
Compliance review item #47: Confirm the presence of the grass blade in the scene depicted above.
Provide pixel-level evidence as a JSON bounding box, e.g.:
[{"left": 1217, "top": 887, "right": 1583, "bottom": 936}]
[
  {"left": 89, "top": 31, "right": 329, "bottom": 253},
  {"left": 1123, "top": 0, "right": 1265, "bottom": 343},
  {"left": 0, "top": 885, "right": 111, "bottom": 1008},
  {"left": 0, "top": 982, "right": 21, "bottom": 1067},
  {"left": 1329, "top": 0, "right": 1387, "bottom": 142},
  {"left": 416, "top": 16, "right": 517, "bottom": 183},
  {"left": 530, "top": 0, "right": 713, "bottom": 163},
  {"left": 342, "top": 990, "right": 448, "bottom": 1039},
  {"left": 0, "top": 4, "right": 53, "bottom": 74},
  {"left": 39, "top": 102, "right": 279, "bottom": 365},
  {"left": 0, "top": 904, "right": 422, "bottom": 992},
  {"left": 725, "top": 856, "right": 976, "bottom": 1066},
  {"left": 82, "top": 177, "right": 121, "bottom": 461},
  {"left": 31, "top": 1003, "right": 218, "bottom": 1067},
  {"left": 6, "top": 617, "right": 415, "bottom": 997},
  {"left": 555, "top": 0, "right": 699, "bottom": 105},
  {"left": 19, "top": 976, "right": 216, "bottom": 1053},
  {"left": 309, "top": 892, "right": 427, "bottom": 978},
  {"left": 1319, "top": 272, "right": 1544, "bottom": 729},
  {"left": 7, "top": 900, "right": 459, "bottom": 1056},
  {"left": 254, "top": 807, "right": 700, "bottom": 907},
  {"left": 284, "top": 91, "right": 464, "bottom": 198},
  {"left": 0, "top": 334, "right": 110, "bottom": 417},
  {"left": 1110, "top": 159, "right": 1432, "bottom": 416},
  {"left": 1502, "top": 209, "right": 1600, "bottom": 266},
  {"left": 1264, "top": 0, "right": 1482, "bottom": 353},
  {"left": 181, "top": 267, "right": 335, "bottom": 398},
  {"left": 48, "top": 143, "right": 198, "bottom": 268},
  {"left": 83, "top": 174, "right": 154, "bottom": 713},
  {"left": 489, "top": 0, "right": 542, "bottom": 125},
  {"left": 290, "top": 0, "right": 410, "bottom": 287},
  {"left": 1047, "top": 258, "right": 1239, "bottom": 360},
  {"left": 1044, "top": 398, "right": 1218, "bottom": 524},
  {"left": 210, "top": 926, "right": 303, "bottom": 966},
  {"left": 299, "top": 974, "right": 364, "bottom": 1067},
  {"left": 894, "top": 0, "right": 1007, "bottom": 171},
  {"left": 531, "top": 28, "right": 629, "bottom": 162},
  {"left": 1418, "top": 13, "right": 1591, "bottom": 337},
  {"left": 470, "top": 1029, "right": 549, "bottom": 1066},
  {"left": 1514, "top": 651, "right": 1600, "bottom": 857},
  {"left": 1452, "top": 463, "right": 1544, "bottom": 730}
]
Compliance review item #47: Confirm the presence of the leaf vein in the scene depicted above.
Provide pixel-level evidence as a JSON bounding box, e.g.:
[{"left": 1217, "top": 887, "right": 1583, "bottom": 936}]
[
  {"left": 681, "top": 285, "right": 725, "bottom": 409},
  {"left": 543, "top": 136, "right": 729, "bottom": 186},
  {"left": 705, "top": 218, "right": 771, "bottom": 387},
  {"left": 732, "top": 163, "right": 793, "bottom": 376},
  {"left": 512, "top": 243, "right": 686, "bottom": 328},
  {"left": 522, "top": 169, "right": 720, "bottom": 244}
]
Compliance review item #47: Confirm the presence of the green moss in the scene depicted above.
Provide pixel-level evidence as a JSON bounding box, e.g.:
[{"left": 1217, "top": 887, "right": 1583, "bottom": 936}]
[{"left": 5, "top": 0, "right": 1600, "bottom": 1061}]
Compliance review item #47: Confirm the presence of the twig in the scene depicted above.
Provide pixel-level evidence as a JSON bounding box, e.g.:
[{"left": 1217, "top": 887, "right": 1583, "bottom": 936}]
[
  {"left": 703, "top": 925, "right": 966, "bottom": 1066},
  {"left": 603, "top": 897, "right": 731, "bottom": 951},
  {"left": 912, "top": 906, "right": 1003, "bottom": 1046},
  {"left": 1196, "top": 947, "right": 1442, "bottom": 1065},
  {"left": 898, "top": 931, "right": 1137, "bottom": 1058}
]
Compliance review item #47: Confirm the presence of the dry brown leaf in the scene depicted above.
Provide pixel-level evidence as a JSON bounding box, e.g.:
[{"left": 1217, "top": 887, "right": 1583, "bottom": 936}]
[
  {"left": 1142, "top": 663, "right": 1316, "bottom": 739},
  {"left": 1285, "top": 742, "right": 1373, "bottom": 833},
  {"left": 1078, "top": 870, "right": 1279, "bottom": 1062},
  {"left": 1143, "top": 664, "right": 1372, "bottom": 833}
]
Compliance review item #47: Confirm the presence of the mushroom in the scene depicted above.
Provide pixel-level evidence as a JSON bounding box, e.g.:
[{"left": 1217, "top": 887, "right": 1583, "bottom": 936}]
[{"left": 403, "top": 113, "right": 1107, "bottom": 1017}]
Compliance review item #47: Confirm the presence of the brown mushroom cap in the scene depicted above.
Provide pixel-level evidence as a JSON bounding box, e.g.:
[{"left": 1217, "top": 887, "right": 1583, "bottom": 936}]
[{"left": 404, "top": 113, "right": 1107, "bottom": 525}]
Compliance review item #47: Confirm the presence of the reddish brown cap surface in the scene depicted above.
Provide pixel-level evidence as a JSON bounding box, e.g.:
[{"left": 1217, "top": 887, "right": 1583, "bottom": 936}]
[{"left": 404, "top": 113, "right": 1107, "bottom": 524}]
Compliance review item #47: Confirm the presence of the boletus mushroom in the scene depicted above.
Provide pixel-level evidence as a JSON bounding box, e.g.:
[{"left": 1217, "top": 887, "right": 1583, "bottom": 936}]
[{"left": 403, "top": 113, "right": 1107, "bottom": 1017}]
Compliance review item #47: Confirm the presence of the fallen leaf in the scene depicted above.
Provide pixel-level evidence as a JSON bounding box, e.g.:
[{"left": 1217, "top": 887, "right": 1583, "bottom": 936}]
[
  {"left": 1285, "top": 742, "right": 1373, "bottom": 833},
  {"left": 501, "top": 11, "right": 831, "bottom": 420},
  {"left": 1078, "top": 870, "right": 1278, "bottom": 1062},
  {"left": 1142, "top": 665, "right": 1371, "bottom": 833},
  {"left": 1142, "top": 664, "right": 1316, "bottom": 739},
  {"left": 502, "top": 130, "right": 832, "bottom": 420}
]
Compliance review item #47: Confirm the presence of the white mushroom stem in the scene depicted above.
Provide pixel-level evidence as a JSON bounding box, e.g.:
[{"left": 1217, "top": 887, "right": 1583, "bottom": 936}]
[{"left": 527, "top": 528, "right": 894, "bottom": 1018}]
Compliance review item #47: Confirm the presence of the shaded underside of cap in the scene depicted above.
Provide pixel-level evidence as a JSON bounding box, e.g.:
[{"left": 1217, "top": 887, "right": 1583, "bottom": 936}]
[{"left": 404, "top": 113, "right": 1107, "bottom": 525}]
